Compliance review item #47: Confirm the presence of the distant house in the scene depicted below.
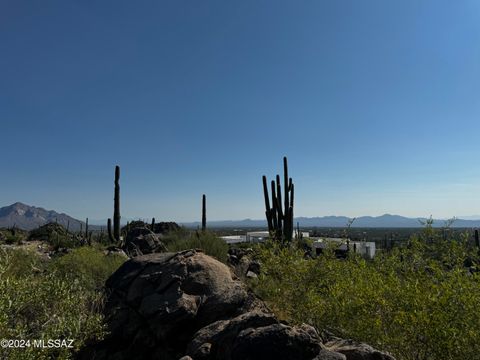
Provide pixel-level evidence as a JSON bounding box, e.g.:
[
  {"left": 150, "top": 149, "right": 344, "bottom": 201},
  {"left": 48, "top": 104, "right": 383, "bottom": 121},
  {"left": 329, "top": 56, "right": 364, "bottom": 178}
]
[
  {"left": 220, "top": 235, "right": 246, "bottom": 244},
  {"left": 220, "top": 230, "right": 310, "bottom": 244},
  {"left": 246, "top": 231, "right": 269, "bottom": 243},
  {"left": 311, "top": 238, "right": 376, "bottom": 259},
  {"left": 246, "top": 230, "right": 310, "bottom": 243}
]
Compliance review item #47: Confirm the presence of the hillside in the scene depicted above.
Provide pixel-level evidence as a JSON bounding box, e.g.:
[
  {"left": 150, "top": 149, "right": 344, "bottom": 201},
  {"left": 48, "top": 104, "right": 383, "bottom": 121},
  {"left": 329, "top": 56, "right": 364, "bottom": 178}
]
[{"left": 0, "top": 202, "right": 84, "bottom": 230}]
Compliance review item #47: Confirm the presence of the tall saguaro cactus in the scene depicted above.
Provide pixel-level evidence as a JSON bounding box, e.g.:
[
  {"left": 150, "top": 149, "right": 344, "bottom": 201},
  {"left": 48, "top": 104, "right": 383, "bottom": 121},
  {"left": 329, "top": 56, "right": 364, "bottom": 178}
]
[
  {"left": 202, "top": 194, "right": 207, "bottom": 231},
  {"left": 262, "top": 156, "right": 294, "bottom": 244},
  {"left": 475, "top": 230, "right": 480, "bottom": 256},
  {"left": 108, "top": 165, "right": 121, "bottom": 243}
]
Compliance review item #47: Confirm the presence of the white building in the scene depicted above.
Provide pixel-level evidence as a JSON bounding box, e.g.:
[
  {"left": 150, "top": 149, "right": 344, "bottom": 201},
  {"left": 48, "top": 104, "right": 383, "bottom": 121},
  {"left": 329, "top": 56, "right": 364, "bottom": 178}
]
[
  {"left": 246, "top": 230, "right": 310, "bottom": 243},
  {"left": 246, "top": 231, "right": 270, "bottom": 243},
  {"left": 221, "top": 230, "right": 310, "bottom": 244},
  {"left": 220, "top": 235, "right": 247, "bottom": 244}
]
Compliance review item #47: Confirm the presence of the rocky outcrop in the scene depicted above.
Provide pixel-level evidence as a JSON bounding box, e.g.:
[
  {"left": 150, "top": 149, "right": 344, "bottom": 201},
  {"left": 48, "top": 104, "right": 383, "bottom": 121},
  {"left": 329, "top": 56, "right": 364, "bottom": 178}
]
[
  {"left": 79, "top": 249, "right": 396, "bottom": 360},
  {"left": 227, "top": 248, "right": 260, "bottom": 280},
  {"left": 152, "top": 222, "right": 181, "bottom": 234},
  {"left": 123, "top": 226, "right": 167, "bottom": 256}
]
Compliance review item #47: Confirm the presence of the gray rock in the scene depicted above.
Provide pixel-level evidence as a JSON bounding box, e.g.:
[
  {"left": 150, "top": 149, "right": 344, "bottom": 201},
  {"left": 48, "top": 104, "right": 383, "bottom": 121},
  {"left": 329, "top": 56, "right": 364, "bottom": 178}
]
[
  {"left": 187, "top": 311, "right": 278, "bottom": 359},
  {"left": 123, "top": 226, "right": 167, "bottom": 256},
  {"left": 314, "top": 349, "right": 347, "bottom": 360},
  {"left": 81, "top": 250, "right": 260, "bottom": 360},
  {"left": 231, "top": 323, "right": 323, "bottom": 360},
  {"left": 325, "top": 338, "right": 395, "bottom": 360}
]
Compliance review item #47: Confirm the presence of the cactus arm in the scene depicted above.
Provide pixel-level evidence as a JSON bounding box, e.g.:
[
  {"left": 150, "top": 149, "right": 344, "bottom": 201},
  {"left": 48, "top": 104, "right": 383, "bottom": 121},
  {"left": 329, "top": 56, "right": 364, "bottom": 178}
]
[{"left": 262, "top": 176, "right": 273, "bottom": 232}]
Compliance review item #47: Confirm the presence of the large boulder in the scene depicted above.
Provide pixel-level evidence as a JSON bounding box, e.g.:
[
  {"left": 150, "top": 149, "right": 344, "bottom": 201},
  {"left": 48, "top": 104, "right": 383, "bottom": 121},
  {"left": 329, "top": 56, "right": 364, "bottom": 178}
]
[
  {"left": 80, "top": 250, "right": 265, "bottom": 359},
  {"left": 187, "top": 313, "right": 347, "bottom": 360},
  {"left": 230, "top": 323, "right": 325, "bottom": 360},
  {"left": 186, "top": 311, "right": 278, "bottom": 359},
  {"left": 79, "top": 250, "right": 395, "bottom": 360}
]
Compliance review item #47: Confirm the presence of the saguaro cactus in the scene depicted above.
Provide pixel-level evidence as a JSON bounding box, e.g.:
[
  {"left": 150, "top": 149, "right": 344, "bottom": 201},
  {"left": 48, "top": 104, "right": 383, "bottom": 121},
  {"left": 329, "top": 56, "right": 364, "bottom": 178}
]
[
  {"left": 262, "top": 156, "right": 294, "bottom": 244},
  {"left": 202, "top": 194, "right": 207, "bottom": 231},
  {"left": 475, "top": 230, "right": 480, "bottom": 256},
  {"left": 151, "top": 217, "right": 156, "bottom": 232},
  {"left": 85, "top": 218, "right": 89, "bottom": 240},
  {"left": 108, "top": 165, "right": 121, "bottom": 243},
  {"left": 107, "top": 218, "right": 114, "bottom": 242}
]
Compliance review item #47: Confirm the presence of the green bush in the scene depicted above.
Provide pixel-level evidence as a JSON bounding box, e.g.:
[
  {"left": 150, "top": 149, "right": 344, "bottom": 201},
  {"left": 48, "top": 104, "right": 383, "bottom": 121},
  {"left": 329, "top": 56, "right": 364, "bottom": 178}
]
[
  {"left": 50, "top": 246, "right": 126, "bottom": 291},
  {"left": 163, "top": 229, "right": 228, "bottom": 263},
  {"left": 0, "top": 246, "right": 125, "bottom": 359},
  {"left": 0, "top": 228, "right": 28, "bottom": 245},
  {"left": 253, "top": 232, "right": 480, "bottom": 360},
  {"left": 28, "top": 223, "right": 80, "bottom": 249},
  {"left": 0, "top": 273, "right": 105, "bottom": 360},
  {"left": 0, "top": 248, "right": 46, "bottom": 278}
]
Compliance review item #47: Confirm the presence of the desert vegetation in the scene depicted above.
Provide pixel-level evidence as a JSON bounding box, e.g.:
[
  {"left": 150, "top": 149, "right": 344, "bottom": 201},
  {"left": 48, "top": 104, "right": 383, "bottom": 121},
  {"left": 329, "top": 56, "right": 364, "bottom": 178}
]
[
  {"left": 1, "top": 160, "right": 480, "bottom": 359},
  {"left": 251, "top": 224, "right": 480, "bottom": 360},
  {"left": 0, "top": 246, "right": 124, "bottom": 360}
]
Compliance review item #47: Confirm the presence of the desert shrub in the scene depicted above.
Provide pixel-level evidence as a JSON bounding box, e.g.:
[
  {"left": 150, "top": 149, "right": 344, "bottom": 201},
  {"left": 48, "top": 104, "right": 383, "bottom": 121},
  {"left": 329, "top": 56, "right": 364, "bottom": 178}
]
[
  {"left": 0, "top": 247, "right": 125, "bottom": 359},
  {"left": 253, "top": 234, "right": 480, "bottom": 360},
  {"left": 0, "top": 228, "right": 28, "bottom": 245},
  {"left": 0, "top": 248, "right": 46, "bottom": 278},
  {"left": 48, "top": 231, "right": 78, "bottom": 249},
  {"left": 163, "top": 229, "right": 228, "bottom": 263},
  {"left": 50, "top": 246, "right": 126, "bottom": 291},
  {"left": 28, "top": 223, "right": 80, "bottom": 249}
]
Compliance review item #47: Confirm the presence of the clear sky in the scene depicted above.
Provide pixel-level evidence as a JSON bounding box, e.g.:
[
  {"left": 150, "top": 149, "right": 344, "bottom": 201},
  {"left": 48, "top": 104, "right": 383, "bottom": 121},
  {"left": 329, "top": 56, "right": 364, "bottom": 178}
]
[{"left": 2, "top": 0, "right": 480, "bottom": 222}]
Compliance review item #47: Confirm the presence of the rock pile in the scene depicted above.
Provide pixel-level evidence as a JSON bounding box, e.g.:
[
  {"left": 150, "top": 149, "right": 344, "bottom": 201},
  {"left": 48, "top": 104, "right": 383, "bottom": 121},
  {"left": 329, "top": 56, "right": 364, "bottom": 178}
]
[
  {"left": 123, "top": 226, "right": 167, "bottom": 256},
  {"left": 152, "top": 222, "right": 181, "bottom": 234},
  {"left": 227, "top": 248, "right": 261, "bottom": 280},
  {"left": 79, "top": 249, "right": 395, "bottom": 360}
]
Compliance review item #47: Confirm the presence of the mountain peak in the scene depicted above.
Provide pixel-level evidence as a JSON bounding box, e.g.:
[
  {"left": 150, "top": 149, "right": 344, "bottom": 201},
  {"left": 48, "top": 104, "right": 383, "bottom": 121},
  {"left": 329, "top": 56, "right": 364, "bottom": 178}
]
[{"left": 10, "top": 202, "right": 29, "bottom": 209}]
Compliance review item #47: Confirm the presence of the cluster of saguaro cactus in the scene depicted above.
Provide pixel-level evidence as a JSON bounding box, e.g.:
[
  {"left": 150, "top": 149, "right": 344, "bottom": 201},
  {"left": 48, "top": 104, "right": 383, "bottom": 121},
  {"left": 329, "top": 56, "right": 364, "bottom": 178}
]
[
  {"left": 202, "top": 194, "right": 207, "bottom": 231},
  {"left": 108, "top": 165, "right": 121, "bottom": 243},
  {"left": 262, "top": 157, "right": 294, "bottom": 243}
]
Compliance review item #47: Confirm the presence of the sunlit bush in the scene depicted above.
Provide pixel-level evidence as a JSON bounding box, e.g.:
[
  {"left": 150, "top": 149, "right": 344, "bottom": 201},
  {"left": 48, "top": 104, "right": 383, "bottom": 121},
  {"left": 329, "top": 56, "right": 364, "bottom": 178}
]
[
  {"left": 253, "top": 229, "right": 480, "bottom": 360},
  {"left": 51, "top": 246, "right": 126, "bottom": 291},
  {"left": 0, "top": 246, "right": 125, "bottom": 359},
  {"left": 163, "top": 229, "right": 228, "bottom": 263}
]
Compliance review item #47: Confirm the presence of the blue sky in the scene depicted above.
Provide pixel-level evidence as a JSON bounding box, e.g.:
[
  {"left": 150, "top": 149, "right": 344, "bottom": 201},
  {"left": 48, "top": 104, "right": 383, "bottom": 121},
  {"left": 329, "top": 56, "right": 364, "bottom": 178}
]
[{"left": 1, "top": 0, "right": 480, "bottom": 222}]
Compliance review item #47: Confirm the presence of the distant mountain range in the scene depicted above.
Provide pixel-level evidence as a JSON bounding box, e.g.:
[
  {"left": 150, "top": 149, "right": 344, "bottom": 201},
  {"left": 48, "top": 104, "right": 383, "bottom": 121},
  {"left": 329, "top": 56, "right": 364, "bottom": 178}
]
[
  {"left": 0, "top": 202, "right": 85, "bottom": 231},
  {"left": 181, "top": 214, "right": 480, "bottom": 228},
  {"left": 2, "top": 202, "right": 480, "bottom": 230}
]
